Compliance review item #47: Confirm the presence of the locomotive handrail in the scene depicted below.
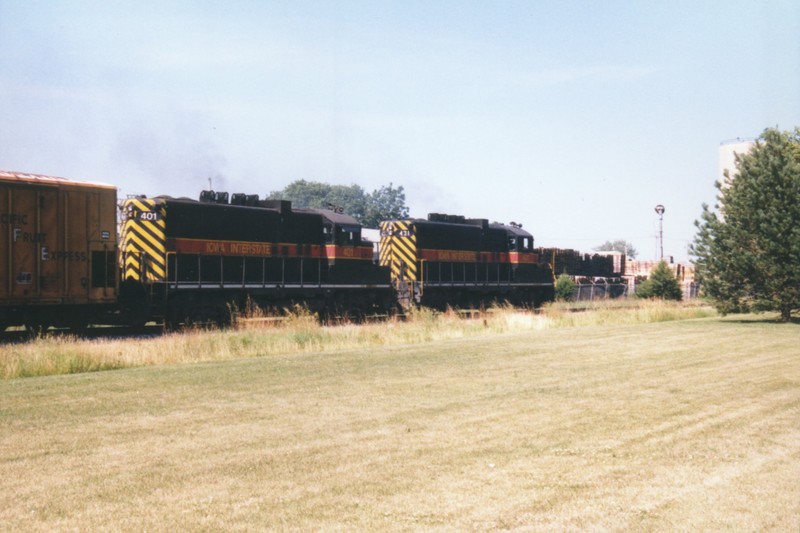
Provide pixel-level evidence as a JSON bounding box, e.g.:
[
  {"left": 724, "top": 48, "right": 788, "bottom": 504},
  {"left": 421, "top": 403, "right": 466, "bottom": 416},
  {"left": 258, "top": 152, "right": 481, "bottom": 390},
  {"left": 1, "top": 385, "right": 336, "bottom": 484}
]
[
  {"left": 419, "top": 259, "right": 425, "bottom": 298},
  {"left": 166, "top": 252, "right": 329, "bottom": 291}
]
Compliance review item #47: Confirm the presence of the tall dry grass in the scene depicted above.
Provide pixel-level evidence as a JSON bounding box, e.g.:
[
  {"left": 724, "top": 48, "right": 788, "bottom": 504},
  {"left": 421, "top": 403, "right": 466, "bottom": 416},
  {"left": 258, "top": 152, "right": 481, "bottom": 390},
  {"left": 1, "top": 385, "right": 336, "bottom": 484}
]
[{"left": 1, "top": 300, "right": 716, "bottom": 380}]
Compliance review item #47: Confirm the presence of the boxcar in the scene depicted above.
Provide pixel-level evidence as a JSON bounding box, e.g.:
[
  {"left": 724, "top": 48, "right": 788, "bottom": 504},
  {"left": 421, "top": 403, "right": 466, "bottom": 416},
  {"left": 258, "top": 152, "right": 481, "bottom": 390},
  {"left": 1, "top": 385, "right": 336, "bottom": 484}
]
[{"left": 0, "top": 171, "right": 118, "bottom": 330}]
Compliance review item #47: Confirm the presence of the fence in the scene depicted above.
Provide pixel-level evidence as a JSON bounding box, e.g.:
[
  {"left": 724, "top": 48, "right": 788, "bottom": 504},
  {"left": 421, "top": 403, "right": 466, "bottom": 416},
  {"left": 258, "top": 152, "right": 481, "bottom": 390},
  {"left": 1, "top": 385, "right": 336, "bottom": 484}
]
[
  {"left": 568, "top": 281, "right": 701, "bottom": 301},
  {"left": 572, "top": 283, "right": 629, "bottom": 301}
]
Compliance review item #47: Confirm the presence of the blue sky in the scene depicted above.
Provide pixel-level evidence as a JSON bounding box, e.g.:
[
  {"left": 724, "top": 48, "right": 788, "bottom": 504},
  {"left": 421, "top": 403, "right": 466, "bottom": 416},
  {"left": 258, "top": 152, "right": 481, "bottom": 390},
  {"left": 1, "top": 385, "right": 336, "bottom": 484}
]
[{"left": 1, "top": 1, "right": 798, "bottom": 260}]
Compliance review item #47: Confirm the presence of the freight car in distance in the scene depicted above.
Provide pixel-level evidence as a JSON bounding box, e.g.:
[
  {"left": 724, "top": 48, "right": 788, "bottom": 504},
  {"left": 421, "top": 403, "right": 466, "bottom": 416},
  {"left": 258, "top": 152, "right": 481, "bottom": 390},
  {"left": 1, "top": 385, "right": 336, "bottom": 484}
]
[{"left": 0, "top": 171, "right": 118, "bottom": 331}]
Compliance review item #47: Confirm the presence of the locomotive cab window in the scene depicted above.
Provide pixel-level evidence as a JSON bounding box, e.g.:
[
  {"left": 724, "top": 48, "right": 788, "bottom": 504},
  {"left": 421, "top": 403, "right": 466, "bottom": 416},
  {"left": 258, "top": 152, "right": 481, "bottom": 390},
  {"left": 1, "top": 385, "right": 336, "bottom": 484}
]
[
  {"left": 508, "top": 237, "right": 517, "bottom": 251},
  {"left": 336, "top": 225, "right": 360, "bottom": 246},
  {"left": 323, "top": 224, "right": 333, "bottom": 243}
]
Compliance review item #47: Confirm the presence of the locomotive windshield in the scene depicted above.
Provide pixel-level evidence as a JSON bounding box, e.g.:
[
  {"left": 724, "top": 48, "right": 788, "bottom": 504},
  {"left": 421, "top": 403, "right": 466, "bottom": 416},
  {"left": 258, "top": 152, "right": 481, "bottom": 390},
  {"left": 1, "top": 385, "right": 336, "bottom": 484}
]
[
  {"left": 508, "top": 235, "right": 533, "bottom": 251},
  {"left": 324, "top": 223, "right": 361, "bottom": 245},
  {"left": 337, "top": 225, "right": 360, "bottom": 245}
]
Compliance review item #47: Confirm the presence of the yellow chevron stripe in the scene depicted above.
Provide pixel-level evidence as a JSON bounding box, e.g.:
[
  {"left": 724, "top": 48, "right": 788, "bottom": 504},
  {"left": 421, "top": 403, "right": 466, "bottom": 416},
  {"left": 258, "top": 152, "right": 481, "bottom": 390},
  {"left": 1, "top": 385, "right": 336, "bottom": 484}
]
[
  {"left": 394, "top": 239, "right": 417, "bottom": 266},
  {"left": 124, "top": 249, "right": 165, "bottom": 279},
  {"left": 120, "top": 198, "right": 167, "bottom": 282},
  {"left": 145, "top": 259, "right": 166, "bottom": 279},
  {"left": 145, "top": 265, "right": 164, "bottom": 281},
  {"left": 126, "top": 225, "right": 165, "bottom": 254},
  {"left": 126, "top": 232, "right": 166, "bottom": 267},
  {"left": 381, "top": 220, "right": 418, "bottom": 282},
  {"left": 123, "top": 254, "right": 141, "bottom": 280},
  {"left": 379, "top": 222, "right": 394, "bottom": 267},
  {"left": 394, "top": 237, "right": 417, "bottom": 262},
  {"left": 136, "top": 219, "right": 166, "bottom": 237},
  {"left": 130, "top": 198, "right": 160, "bottom": 212}
]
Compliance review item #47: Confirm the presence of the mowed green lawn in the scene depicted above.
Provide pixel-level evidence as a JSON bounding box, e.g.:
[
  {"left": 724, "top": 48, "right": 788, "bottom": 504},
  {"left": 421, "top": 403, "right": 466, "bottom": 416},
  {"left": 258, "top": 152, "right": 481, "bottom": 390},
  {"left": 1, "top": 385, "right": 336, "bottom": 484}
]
[{"left": 1, "top": 316, "right": 798, "bottom": 531}]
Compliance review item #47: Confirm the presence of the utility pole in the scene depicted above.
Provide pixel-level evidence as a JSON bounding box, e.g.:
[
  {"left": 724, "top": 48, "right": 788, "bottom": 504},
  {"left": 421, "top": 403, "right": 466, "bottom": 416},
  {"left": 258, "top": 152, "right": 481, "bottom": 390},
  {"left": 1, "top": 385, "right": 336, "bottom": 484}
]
[{"left": 654, "top": 204, "right": 665, "bottom": 261}]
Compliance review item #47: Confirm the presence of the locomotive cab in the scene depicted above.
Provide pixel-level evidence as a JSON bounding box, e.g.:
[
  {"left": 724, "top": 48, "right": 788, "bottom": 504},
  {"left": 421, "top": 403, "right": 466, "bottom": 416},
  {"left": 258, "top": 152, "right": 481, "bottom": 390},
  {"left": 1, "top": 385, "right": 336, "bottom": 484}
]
[
  {"left": 496, "top": 223, "right": 549, "bottom": 285},
  {"left": 310, "top": 209, "right": 389, "bottom": 286}
]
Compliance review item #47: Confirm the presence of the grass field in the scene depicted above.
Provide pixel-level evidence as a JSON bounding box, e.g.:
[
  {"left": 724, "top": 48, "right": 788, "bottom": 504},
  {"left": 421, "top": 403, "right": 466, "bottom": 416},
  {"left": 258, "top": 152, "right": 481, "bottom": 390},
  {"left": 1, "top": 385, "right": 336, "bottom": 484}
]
[{"left": 1, "top": 309, "right": 798, "bottom": 530}]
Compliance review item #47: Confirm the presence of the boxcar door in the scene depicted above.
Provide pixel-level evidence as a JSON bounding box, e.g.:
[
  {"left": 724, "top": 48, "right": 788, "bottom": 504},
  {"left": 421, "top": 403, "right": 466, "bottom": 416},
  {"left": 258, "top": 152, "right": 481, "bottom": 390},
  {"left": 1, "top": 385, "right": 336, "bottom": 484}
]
[
  {"left": 38, "top": 187, "right": 61, "bottom": 299},
  {"left": 6, "top": 185, "right": 49, "bottom": 300}
]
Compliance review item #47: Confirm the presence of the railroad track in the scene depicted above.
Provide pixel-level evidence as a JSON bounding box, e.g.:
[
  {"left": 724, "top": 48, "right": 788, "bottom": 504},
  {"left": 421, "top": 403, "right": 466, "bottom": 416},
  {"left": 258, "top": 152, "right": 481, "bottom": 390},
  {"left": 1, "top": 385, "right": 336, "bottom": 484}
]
[{"left": 1, "top": 324, "right": 165, "bottom": 343}]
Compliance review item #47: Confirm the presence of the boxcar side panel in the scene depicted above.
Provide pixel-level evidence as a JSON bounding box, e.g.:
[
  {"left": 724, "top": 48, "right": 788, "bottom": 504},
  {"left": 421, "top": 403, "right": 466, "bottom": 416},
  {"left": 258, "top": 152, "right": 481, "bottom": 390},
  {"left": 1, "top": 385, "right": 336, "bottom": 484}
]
[{"left": 1, "top": 174, "right": 117, "bottom": 308}]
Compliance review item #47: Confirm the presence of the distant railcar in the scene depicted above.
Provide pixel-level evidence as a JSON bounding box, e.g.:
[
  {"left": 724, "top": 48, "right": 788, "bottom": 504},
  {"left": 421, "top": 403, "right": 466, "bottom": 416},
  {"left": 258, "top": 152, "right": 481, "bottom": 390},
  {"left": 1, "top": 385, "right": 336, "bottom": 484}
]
[
  {"left": 0, "top": 171, "right": 118, "bottom": 330},
  {"left": 119, "top": 192, "right": 393, "bottom": 326},
  {"left": 536, "top": 248, "right": 626, "bottom": 278},
  {"left": 379, "top": 214, "right": 554, "bottom": 309}
]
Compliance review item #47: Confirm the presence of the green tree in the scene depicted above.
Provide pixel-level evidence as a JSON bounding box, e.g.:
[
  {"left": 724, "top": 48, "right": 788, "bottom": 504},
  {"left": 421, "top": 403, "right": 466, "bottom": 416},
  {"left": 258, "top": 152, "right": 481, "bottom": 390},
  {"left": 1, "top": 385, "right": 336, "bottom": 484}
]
[
  {"left": 363, "top": 183, "right": 409, "bottom": 227},
  {"left": 636, "top": 261, "right": 682, "bottom": 300},
  {"left": 554, "top": 274, "right": 577, "bottom": 301},
  {"left": 691, "top": 127, "right": 800, "bottom": 321},
  {"left": 594, "top": 239, "right": 637, "bottom": 259},
  {"left": 267, "top": 180, "right": 408, "bottom": 227},
  {"left": 267, "top": 180, "right": 367, "bottom": 220}
]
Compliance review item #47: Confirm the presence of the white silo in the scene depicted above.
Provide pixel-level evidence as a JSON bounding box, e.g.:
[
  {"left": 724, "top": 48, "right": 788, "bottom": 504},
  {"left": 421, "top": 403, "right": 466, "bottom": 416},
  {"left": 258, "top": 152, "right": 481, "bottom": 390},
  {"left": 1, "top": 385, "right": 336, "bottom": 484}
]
[{"left": 718, "top": 138, "right": 755, "bottom": 187}]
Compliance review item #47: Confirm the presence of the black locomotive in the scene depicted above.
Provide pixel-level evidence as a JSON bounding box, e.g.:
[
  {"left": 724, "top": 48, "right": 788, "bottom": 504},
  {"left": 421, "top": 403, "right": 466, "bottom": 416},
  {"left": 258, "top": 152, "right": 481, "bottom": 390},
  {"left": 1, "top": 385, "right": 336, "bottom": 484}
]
[
  {"left": 120, "top": 192, "right": 395, "bottom": 326},
  {"left": 379, "top": 214, "right": 554, "bottom": 309}
]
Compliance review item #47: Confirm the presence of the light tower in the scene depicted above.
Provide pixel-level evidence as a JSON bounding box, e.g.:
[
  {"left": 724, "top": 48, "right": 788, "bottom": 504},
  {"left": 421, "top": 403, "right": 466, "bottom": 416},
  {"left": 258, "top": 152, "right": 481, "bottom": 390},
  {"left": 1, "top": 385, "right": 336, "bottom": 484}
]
[{"left": 654, "top": 204, "right": 665, "bottom": 261}]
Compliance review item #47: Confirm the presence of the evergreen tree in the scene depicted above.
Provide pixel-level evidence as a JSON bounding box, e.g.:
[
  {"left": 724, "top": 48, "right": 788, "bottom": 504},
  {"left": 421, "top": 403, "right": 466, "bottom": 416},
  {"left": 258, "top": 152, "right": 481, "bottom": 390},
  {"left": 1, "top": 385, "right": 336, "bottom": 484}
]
[
  {"left": 691, "top": 127, "right": 800, "bottom": 321},
  {"left": 636, "top": 261, "right": 682, "bottom": 300}
]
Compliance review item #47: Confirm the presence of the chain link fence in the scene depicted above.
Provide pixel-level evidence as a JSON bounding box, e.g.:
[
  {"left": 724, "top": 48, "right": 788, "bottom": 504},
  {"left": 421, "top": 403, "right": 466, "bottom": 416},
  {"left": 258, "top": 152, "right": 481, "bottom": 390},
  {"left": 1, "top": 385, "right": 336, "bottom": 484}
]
[{"left": 568, "top": 280, "right": 701, "bottom": 301}]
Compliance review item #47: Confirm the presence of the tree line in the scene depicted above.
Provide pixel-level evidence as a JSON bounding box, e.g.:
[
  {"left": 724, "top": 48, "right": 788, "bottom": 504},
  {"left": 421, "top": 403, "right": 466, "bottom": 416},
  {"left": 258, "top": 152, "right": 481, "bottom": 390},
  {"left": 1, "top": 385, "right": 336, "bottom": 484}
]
[{"left": 266, "top": 180, "right": 408, "bottom": 228}]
